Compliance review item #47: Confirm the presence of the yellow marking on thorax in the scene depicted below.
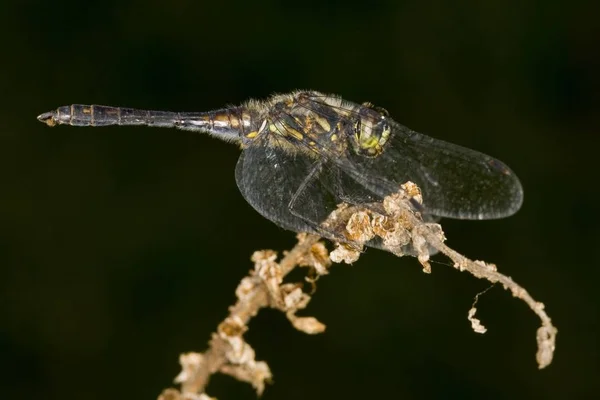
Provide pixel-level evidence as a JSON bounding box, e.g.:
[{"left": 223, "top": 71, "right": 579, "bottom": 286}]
[
  {"left": 268, "top": 121, "right": 304, "bottom": 141},
  {"left": 245, "top": 119, "right": 269, "bottom": 139},
  {"left": 314, "top": 115, "right": 331, "bottom": 132},
  {"left": 284, "top": 127, "right": 304, "bottom": 140}
]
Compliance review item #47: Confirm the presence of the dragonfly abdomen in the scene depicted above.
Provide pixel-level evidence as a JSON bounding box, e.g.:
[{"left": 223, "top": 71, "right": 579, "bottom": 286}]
[
  {"left": 36, "top": 104, "right": 176, "bottom": 127},
  {"left": 37, "top": 104, "right": 250, "bottom": 143}
]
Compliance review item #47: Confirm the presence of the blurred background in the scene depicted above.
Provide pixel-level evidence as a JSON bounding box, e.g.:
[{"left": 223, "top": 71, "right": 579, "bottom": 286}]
[{"left": 0, "top": 0, "right": 598, "bottom": 399}]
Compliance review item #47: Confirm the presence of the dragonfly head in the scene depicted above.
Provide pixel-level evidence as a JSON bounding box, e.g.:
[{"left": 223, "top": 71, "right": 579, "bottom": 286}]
[{"left": 351, "top": 114, "right": 391, "bottom": 158}]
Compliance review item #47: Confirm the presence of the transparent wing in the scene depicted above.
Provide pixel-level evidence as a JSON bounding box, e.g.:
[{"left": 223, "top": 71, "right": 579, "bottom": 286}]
[
  {"left": 291, "top": 94, "right": 523, "bottom": 220},
  {"left": 235, "top": 135, "right": 387, "bottom": 246},
  {"left": 236, "top": 135, "right": 432, "bottom": 256},
  {"left": 235, "top": 136, "right": 335, "bottom": 237},
  {"left": 340, "top": 121, "right": 523, "bottom": 219}
]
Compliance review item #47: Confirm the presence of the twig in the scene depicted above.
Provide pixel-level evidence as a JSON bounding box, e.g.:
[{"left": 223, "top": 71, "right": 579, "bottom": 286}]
[
  {"left": 158, "top": 182, "right": 557, "bottom": 399},
  {"left": 158, "top": 234, "right": 328, "bottom": 400},
  {"left": 425, "top": 236, "right": 557, "bottom": 368}
]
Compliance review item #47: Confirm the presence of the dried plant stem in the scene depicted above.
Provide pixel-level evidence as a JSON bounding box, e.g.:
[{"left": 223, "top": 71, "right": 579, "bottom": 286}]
[
  {"left": 159, "top": 183, "right": 556, "bottom": 399},
  {"left": 421, "top": 229, "right": 557, "bottom": 368},
  {"left": 158, "top": 234, "right": 327, "bottom": 400},
  {"left": 181, "top": 234, "right": 321, "bottom": 396}
]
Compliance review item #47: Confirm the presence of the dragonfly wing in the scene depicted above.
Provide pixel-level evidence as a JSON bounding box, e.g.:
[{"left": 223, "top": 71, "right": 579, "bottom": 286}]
[
  {"left": 286, "top": 93, "right": 523, "bottom": 220},
  {"left": 339, "top": 121, "right": 524, "bottom": 220},
  {"left": 235, "top": 137, "right": 336, "bottom": 236},
  {"left": 235, "top": 136, "right": 385, "bottom": 245}
]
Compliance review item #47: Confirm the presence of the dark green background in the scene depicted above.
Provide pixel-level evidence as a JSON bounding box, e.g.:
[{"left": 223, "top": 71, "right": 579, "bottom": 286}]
[{"left": 1, "top": 0, "right": 597, "bottom": 399}]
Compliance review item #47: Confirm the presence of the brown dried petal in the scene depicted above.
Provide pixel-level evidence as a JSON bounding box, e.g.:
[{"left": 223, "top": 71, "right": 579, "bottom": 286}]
[
  {"left": 345, "top": 211, "right": 375, "bottom": 243},
  {"left": 467, "top": 307, "right": 487, "bottom": 334},
  {"left": 289, "top": 316, "right": 326, "bottom": 334},
  {"left": 174, "top": 353, "right": 204, "bottom": 384},
  {"left": 330, "top": 243, "right": 361, "bottom": 264}
]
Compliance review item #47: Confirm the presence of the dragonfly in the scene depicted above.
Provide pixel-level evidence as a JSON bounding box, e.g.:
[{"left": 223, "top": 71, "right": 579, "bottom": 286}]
[{"left": 37, "top": 90, "right": 523, "bottom": 253}]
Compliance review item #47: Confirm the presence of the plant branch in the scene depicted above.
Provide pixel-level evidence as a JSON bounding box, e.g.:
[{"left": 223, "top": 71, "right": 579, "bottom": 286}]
[{"left": 158, "top": 182, "right": 557, "bottom": 399}]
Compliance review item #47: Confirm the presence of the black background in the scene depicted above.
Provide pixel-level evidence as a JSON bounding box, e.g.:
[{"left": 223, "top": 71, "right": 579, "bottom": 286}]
[{"left": 1, "top": 0, "right": 598, "bottom": 399}]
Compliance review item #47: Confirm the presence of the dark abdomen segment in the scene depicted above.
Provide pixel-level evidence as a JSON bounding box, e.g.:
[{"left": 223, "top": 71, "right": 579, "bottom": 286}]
[
  {"left": 38, "top": 104, "right": 196, "bottom": 127},
  {"left": 37, "top": 104, "right": 247, "bottom": 143}
]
